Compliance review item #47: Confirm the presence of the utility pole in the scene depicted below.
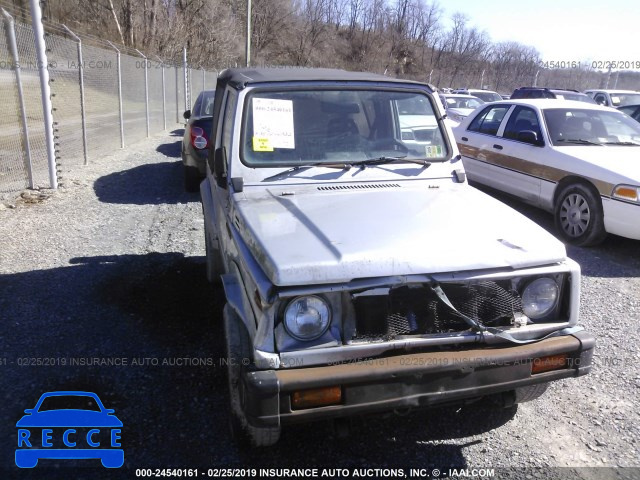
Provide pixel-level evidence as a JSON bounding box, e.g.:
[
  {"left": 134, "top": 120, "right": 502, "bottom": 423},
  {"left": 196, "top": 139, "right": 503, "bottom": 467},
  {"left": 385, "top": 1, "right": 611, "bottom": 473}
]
[{"left": 245, "top": 0, "right": 251, "bottom": 67}]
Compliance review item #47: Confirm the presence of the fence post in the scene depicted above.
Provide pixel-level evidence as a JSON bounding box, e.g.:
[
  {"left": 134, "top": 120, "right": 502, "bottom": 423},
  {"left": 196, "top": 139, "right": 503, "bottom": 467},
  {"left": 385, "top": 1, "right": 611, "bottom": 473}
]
[
  {"left": 155, "top": 56, "right": 166, "bottom": 131},
  {"left": 183, "top": 47, "right": 188, "bottom": 114},
  {"left": 61, "top": 24, "right": 88, "bottom": 165},
  {"left": 135, "top": 49, "right": 150, "bottom": 138},
  {"left": 175, "top": 65, "right": 179, "bottom": 124},
  {"left": 107, "top": 41, "right": 124, "bottom": 148},
  {"left": 2, "top": 8, "right": 34, "bottom": 188},
  {"left": 28, "top": 0, "right": 57, "bottom": 189}
]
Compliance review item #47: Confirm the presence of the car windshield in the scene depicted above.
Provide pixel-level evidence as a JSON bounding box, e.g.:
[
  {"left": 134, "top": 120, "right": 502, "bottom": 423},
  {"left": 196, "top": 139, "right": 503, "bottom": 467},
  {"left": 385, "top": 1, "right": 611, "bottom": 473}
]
[
  {"left": 38, "top": 395, "right": 102, "bottom": 412},
  {"left": 242, "top": 89, "right": 448, "bottom": 166},
  {"left": 543, "top": 108, "right": 640, "bottom": 146},
  {"left": 609, "top": 93, "right": 640, "bottom": 107},
  {"left": 470, "top": 91, "right": 502, "bottom": 102},
  {"left": 444, "top": 96, "right": 484, "bottom": 109}
]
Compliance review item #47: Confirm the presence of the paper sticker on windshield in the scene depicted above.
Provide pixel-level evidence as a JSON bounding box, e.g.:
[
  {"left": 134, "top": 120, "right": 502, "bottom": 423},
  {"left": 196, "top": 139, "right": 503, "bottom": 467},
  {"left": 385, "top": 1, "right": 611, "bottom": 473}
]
[
  {"left": 252, "top": 136, "right": 273, "bottom": 152},
  {"left": 252, "top": 98, "right": 295, "bottom": 149},
  {"left": 425, "top": 145, "right": 443, "bottom": 157}
]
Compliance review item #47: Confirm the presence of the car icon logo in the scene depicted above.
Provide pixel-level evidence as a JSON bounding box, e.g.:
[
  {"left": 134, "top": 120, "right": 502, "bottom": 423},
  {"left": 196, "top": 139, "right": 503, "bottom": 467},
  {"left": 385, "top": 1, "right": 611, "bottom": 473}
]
[{"left": 15, "top": 391, "right": 123, "bottom": 468}]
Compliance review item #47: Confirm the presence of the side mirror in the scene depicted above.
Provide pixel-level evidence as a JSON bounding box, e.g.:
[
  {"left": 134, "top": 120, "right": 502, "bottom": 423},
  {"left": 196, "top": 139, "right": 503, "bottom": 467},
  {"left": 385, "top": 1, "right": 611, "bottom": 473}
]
[
  {"left": 24, "top": 409, "right": 34, "bottom": 414},
  {"left": 183, "top": 110, "right": 191, "bottom": 120},
  {"left": 517, "top": 130, "right": 543, "bottom": 146},
  {"left": 213, "top": 147, "right": 227, "bottom": 189},
  {"left": 105, "top": 409, "right": 115, "bottom": 414}
]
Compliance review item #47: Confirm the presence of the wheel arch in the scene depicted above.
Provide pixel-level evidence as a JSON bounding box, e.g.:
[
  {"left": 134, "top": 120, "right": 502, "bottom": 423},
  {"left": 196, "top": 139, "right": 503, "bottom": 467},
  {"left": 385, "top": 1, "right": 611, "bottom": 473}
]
[{"left": 553, "top": 175, "right": 603, "bottom": 207}]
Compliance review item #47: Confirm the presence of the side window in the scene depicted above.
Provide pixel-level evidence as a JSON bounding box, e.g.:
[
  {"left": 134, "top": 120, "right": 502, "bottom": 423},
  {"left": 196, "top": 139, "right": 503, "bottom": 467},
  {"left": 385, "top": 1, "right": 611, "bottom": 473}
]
[
  {"left": 192, "top": 94, "right": 202, "bottom": 115},
  {"left": 467, "top": 105, "right": 511, "bottom": 136},
  {"left": 503, "top": 106, "right": 543, "bottom": 143}
]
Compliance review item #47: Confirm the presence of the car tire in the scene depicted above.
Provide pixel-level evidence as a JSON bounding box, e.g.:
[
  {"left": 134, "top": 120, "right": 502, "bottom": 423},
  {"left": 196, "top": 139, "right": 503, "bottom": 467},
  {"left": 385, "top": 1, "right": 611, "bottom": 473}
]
[
  {"left": 184, "top": 165, "right": 201, "bottom": 193},
  {"left": 554, "top": 182, "right": 607, "bottom": 247},
  {"left": 204, "top": 222, "right": 223, "bottom": 284},
  {"left": 513, "top": 382, "right": 549, "bottom": 404},
  {"left": 223, "top": 305, "right": 281, "bottom": 448}
]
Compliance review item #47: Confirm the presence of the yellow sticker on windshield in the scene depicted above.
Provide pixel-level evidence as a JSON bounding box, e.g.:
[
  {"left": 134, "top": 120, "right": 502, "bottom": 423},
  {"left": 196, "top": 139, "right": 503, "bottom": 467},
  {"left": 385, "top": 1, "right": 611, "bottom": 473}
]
[
  {"left": 425, "top": 145, "right": 443, "bottom": 157},
  {"left": 252, "top": 136, "right": 274, "bottom": 152}
]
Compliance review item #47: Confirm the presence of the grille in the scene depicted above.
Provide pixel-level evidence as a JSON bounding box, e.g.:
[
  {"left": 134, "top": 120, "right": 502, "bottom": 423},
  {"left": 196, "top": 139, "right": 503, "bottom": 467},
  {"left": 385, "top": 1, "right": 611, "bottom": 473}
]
[
  {"left": 317, "top": 183, "right": 400, "bottom": 191},
  {"left": 351, "top": 281, "right": 522, "bottom": 341}
]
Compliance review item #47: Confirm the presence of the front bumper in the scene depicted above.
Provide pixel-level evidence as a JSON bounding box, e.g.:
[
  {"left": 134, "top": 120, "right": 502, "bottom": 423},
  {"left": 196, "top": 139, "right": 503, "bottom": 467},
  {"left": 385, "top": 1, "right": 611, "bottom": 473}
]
[
  {"left": 603, "top": 197, "right": 640, "bottom": 240},
  {"left": 241, "top": 331, "right": 594, "bottom": 427}
]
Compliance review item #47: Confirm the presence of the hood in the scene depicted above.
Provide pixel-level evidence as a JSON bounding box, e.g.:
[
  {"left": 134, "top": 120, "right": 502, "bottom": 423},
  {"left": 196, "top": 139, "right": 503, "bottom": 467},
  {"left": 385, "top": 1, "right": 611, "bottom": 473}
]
[
  {"left": 234, "top": 182, "right": 566, "bottom": 286},
  {"left": 447, "top": 107, "right": 474, "bottom": 117},
  {"left": 553, "top": 146, "right": 640, "bottom": 183},
  {"left": 399, "top": 114, "right": 437, "bottom": 129},
  {"left": 16, "top": 410, "right": 123, "bottom": 427}
]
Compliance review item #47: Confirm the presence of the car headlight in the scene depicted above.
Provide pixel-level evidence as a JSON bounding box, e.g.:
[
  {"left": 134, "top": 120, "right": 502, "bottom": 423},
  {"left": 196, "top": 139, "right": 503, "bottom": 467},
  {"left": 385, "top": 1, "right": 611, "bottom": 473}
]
[
  {"left": 284, "top": 296, "right": 331, "bottom": 341},
  {"left": 522, "top": 278, "right": 559, "bottom": 319},
  {"left": 612, "top": 184, "right": 640, "bottom": 203}
]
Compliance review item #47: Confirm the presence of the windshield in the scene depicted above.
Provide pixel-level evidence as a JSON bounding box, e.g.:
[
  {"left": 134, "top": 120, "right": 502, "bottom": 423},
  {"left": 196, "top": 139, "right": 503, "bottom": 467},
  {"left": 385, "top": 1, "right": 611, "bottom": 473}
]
[
  {"left": 242, "top": 89, "right": 448, "bottom": 166},
  {"left": 470, "top": 91, "right": 502, "bottom": 102},
  {"left": 38, "top": 395, "right": 101, "bottom": 412},
  {"left": 444, "top": 96, "right": 484, "bottom": 109},
  {"left": 543, "top": 108, "right": 640, "bottom": 145},
  {"left": 608, "top": 93, "right": 640, "bottom": 107}
]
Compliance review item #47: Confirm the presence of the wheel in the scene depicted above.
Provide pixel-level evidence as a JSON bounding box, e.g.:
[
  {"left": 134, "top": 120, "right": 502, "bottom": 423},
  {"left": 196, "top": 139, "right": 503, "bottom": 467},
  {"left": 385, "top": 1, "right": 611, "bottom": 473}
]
[
  {"left": 554, "top": 182, "right": 606, "bottom": 247},
  {"left": 204, "top": 222, "right": 224, "bottom": 284},
  {"left": 223, "top": 305, "right": 281, "bottom": 447},
  {"left": 513, "top": 382, "right": 548, "bottom": 404},
  {"left": 184, "top": 165, "right": 201, "bottom": 192}
]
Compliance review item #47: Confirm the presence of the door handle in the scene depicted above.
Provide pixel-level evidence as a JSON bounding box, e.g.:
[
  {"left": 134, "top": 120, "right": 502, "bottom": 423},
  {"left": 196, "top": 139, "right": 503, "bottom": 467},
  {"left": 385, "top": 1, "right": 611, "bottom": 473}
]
[
  {"left": 493, "top": 144, "right": 503, "bottom": 150},
  {"left": 461, "top": 136, "right": 468, "bottom": 141}
]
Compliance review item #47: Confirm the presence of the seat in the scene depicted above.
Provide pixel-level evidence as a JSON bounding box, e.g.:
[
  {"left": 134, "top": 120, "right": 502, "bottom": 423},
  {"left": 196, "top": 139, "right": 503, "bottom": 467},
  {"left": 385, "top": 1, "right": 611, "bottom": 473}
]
[
  {"left": 327, "top": 116, "right": 359, "bottom": 137},
  {"left": 514, "top": 119, "right": 534, "bottom": 133}
]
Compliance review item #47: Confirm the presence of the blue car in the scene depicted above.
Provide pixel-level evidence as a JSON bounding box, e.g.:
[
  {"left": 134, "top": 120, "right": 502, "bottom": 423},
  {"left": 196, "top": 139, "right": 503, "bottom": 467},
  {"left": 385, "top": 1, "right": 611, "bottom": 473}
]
[{"left": 15, "top": 391, "right": 123, "bottom": 468}]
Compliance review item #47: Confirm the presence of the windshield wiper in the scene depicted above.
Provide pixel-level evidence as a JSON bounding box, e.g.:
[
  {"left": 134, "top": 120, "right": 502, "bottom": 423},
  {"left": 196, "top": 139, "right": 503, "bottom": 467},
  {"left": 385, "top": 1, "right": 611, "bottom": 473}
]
[
  {"left": 262, "top": 163, "right": 351, "bottom": 182},
  {"left": 602, "top": 141, "right": 640, "bottom": 146},
  {"left": 353, "top": 156, "right": 432, "bottom": 168},
  {"left": 556, "top": 138, "right": 602, "bottom": 145}
]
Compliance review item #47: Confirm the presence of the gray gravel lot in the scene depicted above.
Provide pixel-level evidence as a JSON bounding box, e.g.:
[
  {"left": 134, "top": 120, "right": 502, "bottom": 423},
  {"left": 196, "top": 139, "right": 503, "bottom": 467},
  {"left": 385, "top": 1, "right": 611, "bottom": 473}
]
[{"left": 0, "top": 130, "right": 639, "bottom": 480}]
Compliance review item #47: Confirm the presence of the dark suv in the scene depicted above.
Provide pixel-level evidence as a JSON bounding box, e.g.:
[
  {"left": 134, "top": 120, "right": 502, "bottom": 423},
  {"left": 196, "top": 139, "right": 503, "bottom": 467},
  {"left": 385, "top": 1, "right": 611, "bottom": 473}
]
[{"left": 511, "top": 87, "right": 595, "bottom": 104}]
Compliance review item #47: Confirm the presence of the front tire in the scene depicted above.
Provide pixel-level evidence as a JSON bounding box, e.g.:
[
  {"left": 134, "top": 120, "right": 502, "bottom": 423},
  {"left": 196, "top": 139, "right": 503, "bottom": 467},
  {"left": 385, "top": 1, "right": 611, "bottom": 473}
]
[
  {"left": 223, "top": 305, "right": 281, "bottom": 447},
  {"left": 554, "top": 183, "right": 606, "bottom": 247}
]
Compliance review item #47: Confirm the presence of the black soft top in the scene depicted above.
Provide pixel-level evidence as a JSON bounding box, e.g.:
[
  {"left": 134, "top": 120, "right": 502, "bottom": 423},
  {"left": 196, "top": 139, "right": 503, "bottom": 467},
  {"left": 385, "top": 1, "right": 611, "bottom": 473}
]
[{"left": 217, "top": 67, "right": 429, "bottom": 89}]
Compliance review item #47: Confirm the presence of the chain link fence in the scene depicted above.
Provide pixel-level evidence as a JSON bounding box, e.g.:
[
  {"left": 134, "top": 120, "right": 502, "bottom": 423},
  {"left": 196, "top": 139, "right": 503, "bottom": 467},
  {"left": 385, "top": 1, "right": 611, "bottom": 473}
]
[{"left": 0, "top": 8, "right": 217, "bottom": 201}]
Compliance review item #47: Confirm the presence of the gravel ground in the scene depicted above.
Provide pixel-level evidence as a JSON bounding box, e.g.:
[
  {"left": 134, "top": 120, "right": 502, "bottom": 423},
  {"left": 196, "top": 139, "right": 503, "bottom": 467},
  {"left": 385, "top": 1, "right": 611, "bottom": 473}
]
[{"left": 0, "top": 130, "right": 639, "bottom": 480}]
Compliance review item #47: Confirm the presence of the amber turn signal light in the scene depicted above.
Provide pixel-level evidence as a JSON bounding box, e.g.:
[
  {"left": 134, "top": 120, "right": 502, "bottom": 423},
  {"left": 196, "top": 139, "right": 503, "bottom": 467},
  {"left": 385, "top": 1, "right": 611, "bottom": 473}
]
[
  {"left": 531, "top": 354, "right": 568, "bottom": 374},
  {"left": 291, "top": 386, "right": 342, "bottom": 410}
]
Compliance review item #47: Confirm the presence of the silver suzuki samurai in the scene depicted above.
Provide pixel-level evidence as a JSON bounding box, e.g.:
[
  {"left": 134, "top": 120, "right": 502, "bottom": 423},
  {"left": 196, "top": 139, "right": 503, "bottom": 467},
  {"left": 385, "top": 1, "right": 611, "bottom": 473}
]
[{"left": 200, "top": 68, "right": 594, "bottom": 447}]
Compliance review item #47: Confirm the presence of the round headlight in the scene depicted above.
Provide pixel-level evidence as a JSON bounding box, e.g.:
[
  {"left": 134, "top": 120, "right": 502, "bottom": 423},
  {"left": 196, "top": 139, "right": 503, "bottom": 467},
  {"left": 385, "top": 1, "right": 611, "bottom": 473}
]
[
  {"left": 284, "top": 295, "right": 331, "bottom": 341},
  {"left": 522, "top": 278, "right": 559, "bottom": 319}
]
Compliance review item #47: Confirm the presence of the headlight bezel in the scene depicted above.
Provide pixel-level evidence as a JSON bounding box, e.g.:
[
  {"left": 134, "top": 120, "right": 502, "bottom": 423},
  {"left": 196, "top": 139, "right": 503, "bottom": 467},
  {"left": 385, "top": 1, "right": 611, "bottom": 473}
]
[
  {"left": 282, "top": 294, "right": 332, "bottom": 342},
  {"left": 521, "top": 277, "right": 560, "bottom": 320}
]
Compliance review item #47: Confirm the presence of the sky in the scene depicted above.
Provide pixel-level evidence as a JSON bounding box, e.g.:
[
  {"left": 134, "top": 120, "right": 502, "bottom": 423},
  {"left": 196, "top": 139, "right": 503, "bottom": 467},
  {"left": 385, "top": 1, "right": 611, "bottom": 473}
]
[{"left": 438, "top": 0, "right": 639, "bottom": 67}]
